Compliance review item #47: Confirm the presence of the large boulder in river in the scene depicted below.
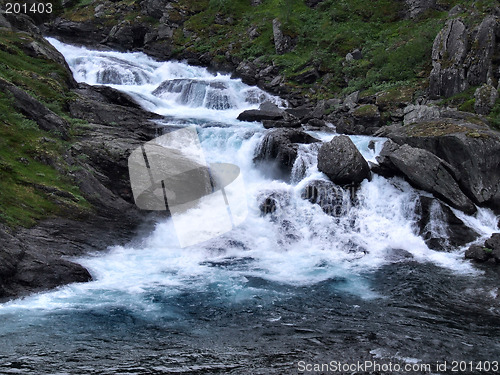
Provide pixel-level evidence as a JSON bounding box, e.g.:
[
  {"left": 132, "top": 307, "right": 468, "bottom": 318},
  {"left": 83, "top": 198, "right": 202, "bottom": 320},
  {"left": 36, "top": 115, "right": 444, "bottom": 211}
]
[
  {"left": 317, "top": 135, "right": 370, "bottom": 185},
  {"left": 238, "top": 102, "right": 300, "bottom": 128},
  {"left": 386, "top": 144, "right": 476, "bottom": 214},
  {"left": 238, "top": 101, "right": 286, "bottom": 122},
  {"left": 376, "top": 118, "right": 500, "bottom": 213},
  {"left": 254, "top": 128, "right": 320, "bottom": 178}
]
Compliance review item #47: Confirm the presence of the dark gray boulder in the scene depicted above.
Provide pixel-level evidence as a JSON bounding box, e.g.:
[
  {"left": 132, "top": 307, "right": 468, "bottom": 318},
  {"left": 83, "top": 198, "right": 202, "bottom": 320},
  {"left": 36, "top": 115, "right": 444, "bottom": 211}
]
[
  {"left": 237, "top": 101, "right": 286, "bottom": 122},
  {"left": 465, "top": 233, "right": 500, "bottom": 263},
  {"left": 465, "top": 245, "right": 492, "bottom": 262},
  {"left": 376, "top": 119, "right": 500, "bottom": 213},
  {"left": 416, "top": 196, "right": 479, "bottom": 251},
  {"left": 387, "top": 144, "right": 476, "bottom": 214},
  {"left": 317, "top": 135, "right": 370, "bottom": 185},
  {"left": 103, "top": 22, "right": 149, "bottom": 50},
  {"left": 429, "top": 19, "right": 468, "bottom": 98}
]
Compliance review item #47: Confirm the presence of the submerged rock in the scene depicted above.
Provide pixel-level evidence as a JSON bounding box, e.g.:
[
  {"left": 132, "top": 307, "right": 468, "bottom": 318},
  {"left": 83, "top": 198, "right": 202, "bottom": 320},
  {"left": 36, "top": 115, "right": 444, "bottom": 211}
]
[
  {"left": 317, "top": 135, "right": 370, "bottom": 186},
  {"left": 301, "top": 180, "right": 346, "bottom": 216}
]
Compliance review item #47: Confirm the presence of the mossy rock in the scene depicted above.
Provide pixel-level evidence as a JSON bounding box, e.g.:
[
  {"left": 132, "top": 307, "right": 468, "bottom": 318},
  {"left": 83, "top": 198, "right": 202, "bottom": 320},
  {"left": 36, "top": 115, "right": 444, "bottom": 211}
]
[
  {"left": 406, "top": 119, "right": 468, "bottom": 137},
  {"left": 353, "top": 104, "right": 380, "bottom": 118},
  {"left": 375, "top": 86, "right": 415, "bottom": 110}
]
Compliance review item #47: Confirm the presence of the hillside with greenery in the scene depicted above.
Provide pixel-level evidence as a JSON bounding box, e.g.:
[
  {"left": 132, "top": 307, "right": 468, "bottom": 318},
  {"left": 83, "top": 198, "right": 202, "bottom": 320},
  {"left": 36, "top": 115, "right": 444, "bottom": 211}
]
[{"left": 57, "top": 0, "right": 500, "bottom": 117}]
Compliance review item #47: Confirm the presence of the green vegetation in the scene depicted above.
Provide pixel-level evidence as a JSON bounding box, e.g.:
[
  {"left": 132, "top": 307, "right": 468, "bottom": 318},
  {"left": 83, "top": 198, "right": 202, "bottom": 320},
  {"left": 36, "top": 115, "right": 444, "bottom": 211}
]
[
  {"left": 0, "top": 30, "right": 90, "bottom": 227},
  {"left": 169, "top": 0, "right": 456, "bottom": 97},
  {"left": 489, "top": 99, "right": 500, "bottom": 130}
]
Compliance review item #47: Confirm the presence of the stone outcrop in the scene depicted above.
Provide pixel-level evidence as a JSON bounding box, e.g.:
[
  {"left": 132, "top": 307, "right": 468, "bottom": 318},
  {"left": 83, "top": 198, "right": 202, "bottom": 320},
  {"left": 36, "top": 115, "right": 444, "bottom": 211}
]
[
  {"left": 317, "top": 135, "right": 370, "bottom": 185},
  {"left": 464, "top": 15, "right": 498, "bottom": 87},
  {"left": 403, "top": 0, "right": 437, "bottom": 18},
  {"left": 429, "top": 19, "right": 468, "bottom": 98},
  {"left": 474, "top": 84, "right": 498, "bottom": 115},
  {"left": 429, "top": 15, "right": 500, "bottom": 99},
  {"left": 0, "top": 78, "right": 70, "bottom": 140},
  {"left": 272, "top": 18, "right": 295, "bottom": 55},
  {"left": 376, "top": 118, "right": 500, "bottom": 213},
  {"left": 465, "top": 233, "right": 500, "bottom": 264}
]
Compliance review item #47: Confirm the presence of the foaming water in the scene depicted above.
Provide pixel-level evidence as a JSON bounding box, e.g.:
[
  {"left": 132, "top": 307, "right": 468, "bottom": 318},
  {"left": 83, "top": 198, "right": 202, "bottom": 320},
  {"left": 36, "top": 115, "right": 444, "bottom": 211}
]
[
  {"left": 2, "top": 40, "right": 495, "bottom": 316},
  {"left": 1, "top": 39, "right": 500, "bottom": 374},
  {"left": 47, "top": 38, "right": 283, "bottom": 123}
]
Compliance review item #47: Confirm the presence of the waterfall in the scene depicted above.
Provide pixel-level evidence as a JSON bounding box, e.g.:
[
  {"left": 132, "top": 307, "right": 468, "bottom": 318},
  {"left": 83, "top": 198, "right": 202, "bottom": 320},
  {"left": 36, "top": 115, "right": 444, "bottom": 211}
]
[{"left": 0, "top": 39, "right": 499, "bottom": 374}]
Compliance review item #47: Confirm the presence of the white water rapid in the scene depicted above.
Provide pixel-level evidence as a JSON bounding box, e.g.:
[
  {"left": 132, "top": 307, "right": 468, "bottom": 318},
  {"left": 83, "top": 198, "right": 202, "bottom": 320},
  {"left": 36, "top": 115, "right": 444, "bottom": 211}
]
[{"left": 1, "top": 38, "right": 498, "bottom": 316}]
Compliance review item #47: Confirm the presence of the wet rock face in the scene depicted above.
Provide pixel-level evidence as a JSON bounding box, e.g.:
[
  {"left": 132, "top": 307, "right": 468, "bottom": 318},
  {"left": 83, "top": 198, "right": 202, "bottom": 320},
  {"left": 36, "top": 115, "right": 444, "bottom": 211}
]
[
  {"left": 317, "top": 135, "right": 370, "bottom": 186},
  {"left": 301, "top": 180, "right": 346, "bottom": 216},
  {"left": 416, "top": 196, "right": 479, "bottom": 251},
  {"left": 388, "top": 144, "right": 476, "bottom": 214},
  {"left": 376, "top": 120, "right": 500, "bottom": 214},
  {"left": 254, "top": 129, "right": 320, "bottom": 178}
]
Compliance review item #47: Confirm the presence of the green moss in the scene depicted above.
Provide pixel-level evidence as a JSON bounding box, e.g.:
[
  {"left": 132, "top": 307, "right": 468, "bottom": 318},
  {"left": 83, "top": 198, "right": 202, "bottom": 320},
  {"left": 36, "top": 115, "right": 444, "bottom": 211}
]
[
  {"left": 406, "top": 120, "right": 468, "bottom": 137},
  {"left": 458, "top": 98, "right": 475, "bottom": 113},
  {"left": 376, "top": 86, "right": 415, "bottom": 106},
  {"left": 353, "top": 104, "right": 379, "bottom": 117}
]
